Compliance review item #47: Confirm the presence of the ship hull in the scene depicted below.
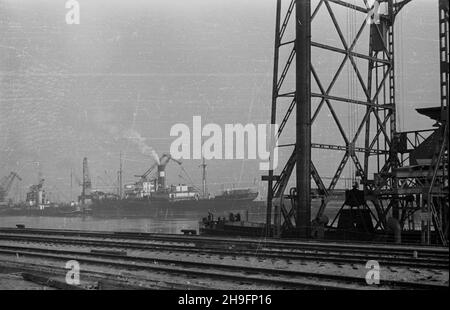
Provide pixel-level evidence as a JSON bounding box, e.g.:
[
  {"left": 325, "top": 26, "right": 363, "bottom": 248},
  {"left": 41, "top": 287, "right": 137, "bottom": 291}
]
[
  {"left": 90, "top": 197, "right": 260, "bottom": 217},
  {"left": 0, "top": 206, "right": 82, "bottom": 217}
]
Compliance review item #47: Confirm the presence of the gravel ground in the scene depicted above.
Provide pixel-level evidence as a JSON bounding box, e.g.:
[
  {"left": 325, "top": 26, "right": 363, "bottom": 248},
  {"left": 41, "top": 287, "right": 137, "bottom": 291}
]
[
  {"left": 0, "top": 257, "right": 279, "bottom": 290},
  {"left": 0, "top": 271, "right": 55, "bottom": 290}
]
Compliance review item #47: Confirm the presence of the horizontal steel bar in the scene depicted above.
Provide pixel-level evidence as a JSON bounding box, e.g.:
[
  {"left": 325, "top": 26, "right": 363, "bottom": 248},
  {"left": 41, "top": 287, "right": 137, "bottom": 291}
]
[
  {"left": 311, "top": 93, "right": 370, "bottom": 106},
  {"left": 276, "top": 143, "right": 388, "bottom": 155},
  {"left": 399, "top": 129, "right": 436, "bottom": 134},
  {"left": 312, "top": 41, "right": 390, "bottom": 64},
  {"left": 312, "top": 143, "right": 388, "bottom": 154},
  {"left": 277, "top": 143, "right": 296, "bottom": 148},
  {"left": 311, "top": 93, "right": 394, "bottom": 108},
  {"left": 278, "top": 92, "right": 296, "bottom": 97},
  {"left": 279, "top": 40, "right": 295, "bottom": 47},
  {"left": 326, "top": 0, "right": 369, "bottom": 14}
]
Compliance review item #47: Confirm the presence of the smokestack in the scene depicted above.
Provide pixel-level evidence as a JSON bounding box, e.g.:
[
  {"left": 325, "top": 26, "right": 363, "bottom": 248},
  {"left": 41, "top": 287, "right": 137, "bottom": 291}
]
[{"left": 157, "top": 164, "right": 165, "bottom": 191}]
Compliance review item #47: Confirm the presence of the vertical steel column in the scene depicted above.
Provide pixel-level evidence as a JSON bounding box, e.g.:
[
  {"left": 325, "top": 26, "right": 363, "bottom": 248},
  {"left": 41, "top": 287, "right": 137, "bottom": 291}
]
[
  {"left": 296, "top": 0, "right": 311, "bottom": 238},
  {"left": 437, "top": 0, "right": 449, "bottom": 245},
  {"left": 439, "top": 0, "right": 449, "bottom": 117},
  {"left": 388, "top": 1, "right": 400, "bottom": 220},
  {"left": 439, "top": 0, "right": 449, "bottom": 197},
  {"left": 266, "top": 0, "right": 282, "bottom": 236}
]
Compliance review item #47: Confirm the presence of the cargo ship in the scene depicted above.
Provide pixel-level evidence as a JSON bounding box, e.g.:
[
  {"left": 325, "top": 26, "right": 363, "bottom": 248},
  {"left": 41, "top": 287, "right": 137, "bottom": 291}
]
[
  {"left": 90, "top": 154, "right": 260, "bottom": 216},
  {"left": 0, "top": 177, "right": 90, "bottom": 217}
]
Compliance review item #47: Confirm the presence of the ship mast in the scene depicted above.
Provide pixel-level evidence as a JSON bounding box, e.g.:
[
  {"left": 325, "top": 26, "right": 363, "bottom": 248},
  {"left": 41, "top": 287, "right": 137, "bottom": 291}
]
[
  {"left": 81, "top": 157, "right": 91, "bottom": 204},
  {"left": 70, "top": 168, "right": 73, "bottom": 202},
  {"left": 200, "top": 157, "right": 207, "bottom": 198},
  {"left": 118, "top": 152, "right": 123, "bottom": 198}
]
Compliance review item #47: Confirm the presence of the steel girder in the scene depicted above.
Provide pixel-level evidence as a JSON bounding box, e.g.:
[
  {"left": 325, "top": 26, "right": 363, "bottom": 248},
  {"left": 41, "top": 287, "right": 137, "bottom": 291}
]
[{"left": 264, "top": 0, "right": 412, "bottom": 237}]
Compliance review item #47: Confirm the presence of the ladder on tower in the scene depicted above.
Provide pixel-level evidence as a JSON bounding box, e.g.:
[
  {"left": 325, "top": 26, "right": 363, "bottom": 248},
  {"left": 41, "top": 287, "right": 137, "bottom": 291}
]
[
  {"left": 427, "top": 122, "right": 449, "bottom": 246},
  {"left": 427, "top": 0, "right": 449, "bottom": 246}
]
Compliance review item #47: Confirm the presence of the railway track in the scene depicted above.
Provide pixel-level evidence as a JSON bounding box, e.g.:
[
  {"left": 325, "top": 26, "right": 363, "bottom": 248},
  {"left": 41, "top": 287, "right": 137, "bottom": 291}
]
[
  {"left": 0, "top": 227, "right": 448, "bottom": 269},
  {"left": 1, "top": 227, "right": 447, "bottom": 255},
  {"left": 0, "top": 232, "right": 448, "bottom": 269},
  {"left": 0, "top": 243, "right": 446, "bottom": 290}
]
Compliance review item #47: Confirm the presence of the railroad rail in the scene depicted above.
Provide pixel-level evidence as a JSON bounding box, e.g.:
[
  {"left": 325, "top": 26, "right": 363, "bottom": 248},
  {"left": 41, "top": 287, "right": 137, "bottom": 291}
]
[
  {"left": 1, "top": 227, "right": 448, "bottom": 253},
  {"left": 0, "top": 243, "right": 446, "bottom": 290},
  {"left": 0, "top": 227, "right": 448, "bottom": 268},
  {"left": 0, "top": 232, "right": 447, "bottom": 269},
  {"left": 0, "top": 227, "right": 448, "bottom": 289}
]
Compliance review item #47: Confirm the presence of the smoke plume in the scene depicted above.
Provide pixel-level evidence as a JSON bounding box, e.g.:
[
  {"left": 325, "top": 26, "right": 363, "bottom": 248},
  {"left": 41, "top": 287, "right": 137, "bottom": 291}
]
[{"left": 124, "top": 129, "right": 160, "bottom": 164}]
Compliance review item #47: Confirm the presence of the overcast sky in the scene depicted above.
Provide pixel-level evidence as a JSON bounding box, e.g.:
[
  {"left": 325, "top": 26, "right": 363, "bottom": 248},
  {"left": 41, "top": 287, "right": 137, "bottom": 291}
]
[{"left": 0, "top": 0, "right": 441, "bottom": 202}]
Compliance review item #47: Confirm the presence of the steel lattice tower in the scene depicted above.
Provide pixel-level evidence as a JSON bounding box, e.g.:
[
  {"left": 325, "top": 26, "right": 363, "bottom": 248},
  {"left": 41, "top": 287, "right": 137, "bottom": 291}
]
[{"left": 264, "top": 0, "right": 413, "bottom": 238}]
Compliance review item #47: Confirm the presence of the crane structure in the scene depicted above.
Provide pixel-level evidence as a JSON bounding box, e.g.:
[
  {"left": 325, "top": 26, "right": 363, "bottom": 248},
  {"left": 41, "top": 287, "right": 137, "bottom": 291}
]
[
  {"left": 79, "top": 157, "right": 92, "bottom": 204},
  {"left": 0, "top": 172, "right": 22, "bottom": 204},
  {"left": 156, "top": 153, "right": 182, "bottom": 191},
  {"left": 134, "top": 153, "right": 182, "bottom": 192},
  {"left": 264, "top": 0, "right": 448, "bottom": 245},
  {"left": 26, "top": 178, "right": 46, "bottom": 208}
]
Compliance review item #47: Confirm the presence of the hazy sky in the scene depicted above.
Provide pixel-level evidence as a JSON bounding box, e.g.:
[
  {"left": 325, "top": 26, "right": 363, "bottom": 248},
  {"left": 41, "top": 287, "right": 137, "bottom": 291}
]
[{"left": 0, "top": 0, "right": 441, "bottom": 202}]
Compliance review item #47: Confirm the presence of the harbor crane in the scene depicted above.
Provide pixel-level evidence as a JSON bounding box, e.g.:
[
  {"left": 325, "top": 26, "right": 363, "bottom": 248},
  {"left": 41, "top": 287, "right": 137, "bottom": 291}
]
[
  {"left": 135, "top": 153, "right": 182, "bottom": 182},
  {"left": 78, "top": 157, "right": 92, "bottom": 204},
  {"left": 0, "top": 172, "right": 22, "bottom": 204}
]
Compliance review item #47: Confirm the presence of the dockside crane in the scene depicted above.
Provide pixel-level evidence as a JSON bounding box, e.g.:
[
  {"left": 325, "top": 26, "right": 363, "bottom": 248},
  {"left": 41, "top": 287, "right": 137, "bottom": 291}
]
[
  {"left": 135, "top": 162, "right": 158, "bottom": 182},
  {"left": 0, "top": 172, "right": 22, "bottom": 204},
  {"left": 133, "top": 153, "right": 185, "bottom": 192},
  {"left": 135, "top": 153, "right": 181, "bottom": 181},
  {"left": 156, "top": 153, "right": 182, "bottom": 190},
  {"left": 78, "top": 157, "right": 92, "bottom": 205}
]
